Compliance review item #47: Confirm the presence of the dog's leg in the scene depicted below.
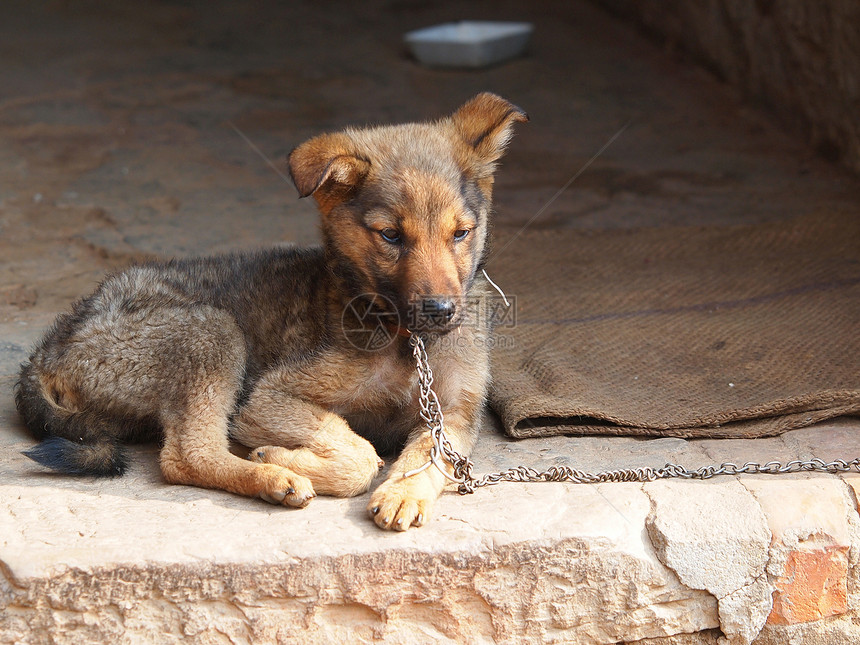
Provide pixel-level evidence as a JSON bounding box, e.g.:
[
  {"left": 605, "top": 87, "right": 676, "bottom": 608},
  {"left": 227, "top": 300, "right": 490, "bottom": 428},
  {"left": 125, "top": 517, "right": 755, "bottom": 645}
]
[
  {"left": 47, "top": 291, "right": 317, "bottom": 507},
  {"left": 159, "top": 401, "right": 317, "bottom": 509},
  {"left": 139, "top": 314, "right": 317, "bottom": 507},
  {"left": 233, "top": 376, "right": 383, "bottom": 497},
  {"left": 367, "top": 407, "right": 479, "bottom": 531}
]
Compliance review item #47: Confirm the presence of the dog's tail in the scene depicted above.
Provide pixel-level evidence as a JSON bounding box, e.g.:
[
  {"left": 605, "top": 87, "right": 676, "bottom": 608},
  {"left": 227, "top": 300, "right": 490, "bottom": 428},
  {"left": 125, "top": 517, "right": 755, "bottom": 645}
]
[{"left": 14, "top": 361, "right": 128, "bottom": 477}]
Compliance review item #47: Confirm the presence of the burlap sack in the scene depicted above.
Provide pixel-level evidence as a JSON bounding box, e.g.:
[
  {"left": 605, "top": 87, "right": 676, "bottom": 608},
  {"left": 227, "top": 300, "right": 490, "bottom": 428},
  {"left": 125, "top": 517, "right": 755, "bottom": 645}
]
[{"left": 488, "top": 213, "right": 860, "bottom": 438}]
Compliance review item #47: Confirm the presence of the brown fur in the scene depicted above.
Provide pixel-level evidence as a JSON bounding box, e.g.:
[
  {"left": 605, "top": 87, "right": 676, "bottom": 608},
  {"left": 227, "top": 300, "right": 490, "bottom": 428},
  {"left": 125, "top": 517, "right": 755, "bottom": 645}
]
[{"left": 14, "top": 93, "right": 527, "bottom": 530}]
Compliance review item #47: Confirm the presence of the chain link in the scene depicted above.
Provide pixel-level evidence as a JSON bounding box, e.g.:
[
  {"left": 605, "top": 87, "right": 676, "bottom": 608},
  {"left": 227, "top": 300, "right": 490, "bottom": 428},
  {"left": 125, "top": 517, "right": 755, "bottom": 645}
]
[{"left": 404, "top": 334, "right": 860, "bottom": 494}]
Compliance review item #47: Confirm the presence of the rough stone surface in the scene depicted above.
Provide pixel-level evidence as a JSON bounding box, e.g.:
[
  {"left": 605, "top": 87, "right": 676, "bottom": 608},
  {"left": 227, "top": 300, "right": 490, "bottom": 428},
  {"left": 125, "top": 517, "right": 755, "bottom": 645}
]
[
  {"left": 1, "top": 1, "right": 860, "bottom": 643},
  {"left": 594, "top": 0, "right": 860, "bottom": 175},
  {"left": 745, "top": 478, "right": 852, "bottom": 626},
  {"left": 630, "top": 634, "right": 721, "bottom": 645},
  {"left": 645, "top": 479, "right": 772, "bottom": 645},
  {"left": 699, "top": 435, "right": 858, "bottom": 629}
]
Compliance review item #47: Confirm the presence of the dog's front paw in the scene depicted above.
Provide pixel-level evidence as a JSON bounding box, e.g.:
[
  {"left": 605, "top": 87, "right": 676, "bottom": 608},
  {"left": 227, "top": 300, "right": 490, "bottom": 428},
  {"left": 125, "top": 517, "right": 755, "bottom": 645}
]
[
  {"left": 258, "top": 465, "right": 316, "bottom": 508},
  {"left": 367, "top": 472, "right": 439, "bottom": 531}
]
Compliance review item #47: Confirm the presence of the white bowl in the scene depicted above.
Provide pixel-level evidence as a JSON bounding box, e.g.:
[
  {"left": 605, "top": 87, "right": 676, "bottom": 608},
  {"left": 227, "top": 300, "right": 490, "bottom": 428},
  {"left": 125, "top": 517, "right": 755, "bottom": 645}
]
[{"left": 405, "top": 21, "right": 534, "bottom": 69}]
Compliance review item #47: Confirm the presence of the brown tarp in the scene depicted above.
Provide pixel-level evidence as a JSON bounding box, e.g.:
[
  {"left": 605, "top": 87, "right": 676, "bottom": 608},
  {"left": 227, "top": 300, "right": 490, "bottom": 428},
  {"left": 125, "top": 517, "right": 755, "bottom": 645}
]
[{"left": 487, "top": 213, "right": 860, "bottom": 439}]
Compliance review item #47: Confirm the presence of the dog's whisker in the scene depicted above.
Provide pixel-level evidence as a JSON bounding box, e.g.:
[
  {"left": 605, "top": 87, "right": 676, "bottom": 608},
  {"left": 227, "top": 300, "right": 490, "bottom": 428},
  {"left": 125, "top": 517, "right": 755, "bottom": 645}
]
[{"left": 482, "top": 269, "right": 510, "bottom": 307}]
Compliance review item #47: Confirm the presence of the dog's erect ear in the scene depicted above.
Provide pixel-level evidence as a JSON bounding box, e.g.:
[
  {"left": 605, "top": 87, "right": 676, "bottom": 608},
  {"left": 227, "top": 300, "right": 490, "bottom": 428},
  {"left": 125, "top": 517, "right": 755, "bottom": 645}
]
[
  {"left": 451, "top": 92, "right": 528, "bottom": 171},
  {"left": 288, "top": 133, "right": 371, "bottom": 200}
]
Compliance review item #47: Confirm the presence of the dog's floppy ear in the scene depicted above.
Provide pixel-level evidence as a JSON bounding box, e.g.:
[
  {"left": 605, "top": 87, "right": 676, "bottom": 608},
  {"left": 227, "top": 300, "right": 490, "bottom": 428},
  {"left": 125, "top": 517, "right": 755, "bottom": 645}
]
[
  {"left": 288, "top": 133, "right": 371, "bottom": 200},
  {"left": 451, "top": 92, "right": 528, "bottom": 172}
]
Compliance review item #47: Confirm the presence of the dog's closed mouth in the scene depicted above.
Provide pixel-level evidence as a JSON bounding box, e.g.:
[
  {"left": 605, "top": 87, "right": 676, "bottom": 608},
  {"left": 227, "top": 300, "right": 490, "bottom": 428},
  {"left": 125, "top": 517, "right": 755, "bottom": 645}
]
[{"left": 405, "top": 296, "right": 462, "bottom": 333}]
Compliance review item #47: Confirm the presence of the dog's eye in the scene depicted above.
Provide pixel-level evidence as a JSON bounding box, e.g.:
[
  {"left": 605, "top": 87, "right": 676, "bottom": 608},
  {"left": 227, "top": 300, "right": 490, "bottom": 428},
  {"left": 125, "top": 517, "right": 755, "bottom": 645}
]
[
  {"left": 453, "top": 229, "right": 470, "bottom": 241},
  {"left": 379, "top": 228, "right": 401, "bottom": 244}
]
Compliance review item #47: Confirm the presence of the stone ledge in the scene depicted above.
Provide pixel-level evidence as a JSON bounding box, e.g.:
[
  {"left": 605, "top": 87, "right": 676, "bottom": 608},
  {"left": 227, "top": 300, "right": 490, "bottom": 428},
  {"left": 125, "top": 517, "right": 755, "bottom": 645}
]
[
  {"left": 1, "top": 543, "right": 714, "bottom": 644},
  {"left": 3, "top": 410, "right": 860, "bottom": 644}
]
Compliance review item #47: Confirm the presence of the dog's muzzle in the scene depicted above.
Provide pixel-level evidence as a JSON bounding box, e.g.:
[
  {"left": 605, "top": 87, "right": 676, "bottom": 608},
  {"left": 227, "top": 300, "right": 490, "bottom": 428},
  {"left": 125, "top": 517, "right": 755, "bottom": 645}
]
[{"left": 410, "top": 297, "right": 459, "bottom": 332}]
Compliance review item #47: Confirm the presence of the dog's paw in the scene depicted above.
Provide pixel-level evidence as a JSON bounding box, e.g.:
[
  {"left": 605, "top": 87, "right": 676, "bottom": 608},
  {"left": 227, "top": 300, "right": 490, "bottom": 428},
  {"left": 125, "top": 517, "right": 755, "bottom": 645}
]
[
  {"left": 250, "top": 445, "right": 292, "bottom": 466},
  {"left": 251, "top": 444, "right": 385, "bottom": 498},
  {"left": 259, "top": 467, "right": 316, "bottom": 508},
  {"left": 367, "top": 472, "right": 439, "bottom": 531}
]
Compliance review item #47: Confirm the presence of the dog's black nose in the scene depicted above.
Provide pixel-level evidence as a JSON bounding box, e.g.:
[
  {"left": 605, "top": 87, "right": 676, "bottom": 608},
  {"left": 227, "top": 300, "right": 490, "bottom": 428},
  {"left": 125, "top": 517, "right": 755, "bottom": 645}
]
[{"left": 422, "top": 298, "right": 457, "bottom": 322}]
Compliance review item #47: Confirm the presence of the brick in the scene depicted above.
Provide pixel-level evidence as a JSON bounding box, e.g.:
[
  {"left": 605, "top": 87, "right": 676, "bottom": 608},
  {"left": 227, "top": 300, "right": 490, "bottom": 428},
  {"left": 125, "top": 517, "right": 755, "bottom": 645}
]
[{"left": 767, "top": 545, "right": 849, "bottom": 625}]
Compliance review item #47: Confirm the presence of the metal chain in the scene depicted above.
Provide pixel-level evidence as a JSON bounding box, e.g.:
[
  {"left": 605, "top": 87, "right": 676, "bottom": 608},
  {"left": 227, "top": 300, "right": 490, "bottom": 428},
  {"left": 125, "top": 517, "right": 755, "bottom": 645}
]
[{"left": 404, "top": 334, "right": 860, "bottom": 495}]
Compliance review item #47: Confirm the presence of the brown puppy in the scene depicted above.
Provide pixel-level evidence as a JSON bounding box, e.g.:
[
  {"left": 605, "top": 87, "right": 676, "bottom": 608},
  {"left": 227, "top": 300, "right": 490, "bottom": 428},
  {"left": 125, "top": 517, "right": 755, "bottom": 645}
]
[{"left": 14, "top": 93, "right": 527, "bottom": 531}]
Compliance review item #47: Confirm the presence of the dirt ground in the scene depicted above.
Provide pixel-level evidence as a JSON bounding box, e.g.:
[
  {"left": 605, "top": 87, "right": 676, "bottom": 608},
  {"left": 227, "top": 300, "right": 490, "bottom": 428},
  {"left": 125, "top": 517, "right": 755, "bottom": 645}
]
[{"left": 2, "top": 0, "right": 860, "bottom": 456}]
